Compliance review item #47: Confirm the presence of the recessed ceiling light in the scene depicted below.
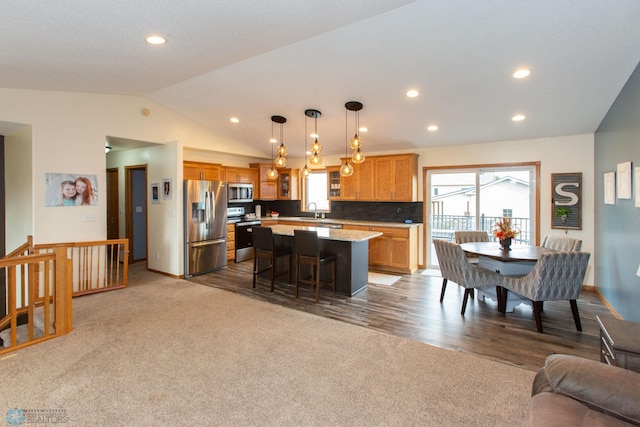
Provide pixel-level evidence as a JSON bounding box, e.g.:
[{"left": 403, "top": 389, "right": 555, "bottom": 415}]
[
  {"left": 310, "top": 133, "right": 319, "bottom": 139},
  {"left": 145, "top": 35, "right": 167, "bottom": 45},
  {"left": 427, "top": 125, "right": 438, "bottom": 132},
  {"left": 230, "top": 117, "right": 239, "bottom": 123},
  {"left": 406, "top": 89, "right": 419, "bottom": 98},
  {"left": 513, "top": 68, "right": 531, "bottom": 79},
  {"left": 269, "top": 138, "right": 277, "bottom": 144},
  {"left": 358, "top": 127, "right": 368, "bottom": 133},
  {"left": 512, "top": 114, "right": 526, "bottom": 122}
]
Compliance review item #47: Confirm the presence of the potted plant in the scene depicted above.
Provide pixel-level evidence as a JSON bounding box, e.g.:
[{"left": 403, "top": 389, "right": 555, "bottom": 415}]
[{"left": 555, "top": 207, "right": 572, "bottom": 224}]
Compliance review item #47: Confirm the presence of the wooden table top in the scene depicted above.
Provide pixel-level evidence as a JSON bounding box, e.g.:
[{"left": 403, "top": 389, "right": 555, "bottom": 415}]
[{"left": 460, "top": 241, "right": 557, "bottom": 262}]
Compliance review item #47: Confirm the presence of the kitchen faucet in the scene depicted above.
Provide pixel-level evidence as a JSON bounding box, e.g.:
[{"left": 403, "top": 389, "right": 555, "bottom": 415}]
[{"left": 307, "top": 202, "right": 318, "bottom": 219}]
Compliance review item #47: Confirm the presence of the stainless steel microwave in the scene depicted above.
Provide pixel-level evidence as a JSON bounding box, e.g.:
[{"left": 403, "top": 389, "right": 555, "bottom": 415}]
[{"left": 227, "top": 183, "right": 253, "bottom": 203}]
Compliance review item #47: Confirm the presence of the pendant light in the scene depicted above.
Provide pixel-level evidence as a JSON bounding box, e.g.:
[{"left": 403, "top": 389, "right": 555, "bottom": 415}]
[
  {"left": 307, "top": 108, "right": 322, "bottom": 166},
  {"left": 268, "top": 116, "right": 286, "bottom": 180},
  {"left": 340, "top": 107, "right": 354, "bottom": 177},
  {"left": 272, "top": 115, "right": 287, "bottom": 169},
  {"left": 301, "top": 109, "right": 316, "bottom": 178},
  {"left": 346, "top": 101, "right": 364, "bottom": 150}
]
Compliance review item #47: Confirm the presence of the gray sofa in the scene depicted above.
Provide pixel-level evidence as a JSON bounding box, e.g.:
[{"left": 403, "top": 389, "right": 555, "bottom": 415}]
[{"left": 527, "top": 354, "right": 640, "bottom": 426}]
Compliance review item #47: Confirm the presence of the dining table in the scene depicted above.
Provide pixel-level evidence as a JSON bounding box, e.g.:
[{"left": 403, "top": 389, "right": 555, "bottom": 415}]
[{"left": 459, "top": 241, "right": 558, "bottom": 313}]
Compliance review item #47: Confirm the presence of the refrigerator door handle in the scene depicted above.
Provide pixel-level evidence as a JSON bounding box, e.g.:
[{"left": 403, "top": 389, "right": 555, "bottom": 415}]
[
  {"left": 190, "top": 238, "right": 226, "bottom": 248},
  {"left": 204, "top": 190, "right": 215, "bottom": 229}
]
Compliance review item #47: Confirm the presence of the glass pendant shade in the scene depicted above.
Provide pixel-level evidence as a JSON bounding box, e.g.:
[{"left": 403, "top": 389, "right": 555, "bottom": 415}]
[
  {"left": 310, "top": 151, "right": 322, "bottom": 166},
  {"left": 310, "top": 138, "right": 322, "bottom": 153},
  {"left": 267, "top": 166, "right": 278, "bottom": 180},
  {"left": 275, "top": 155, "right": 287, "bottom": 168},
  {"left": 352, "top": 147, "right": 365, "bottom": 164},
  {"left": 301, "top": 165, "right": 310, "bottom": 178},
  {"left": 349, "top": 134, "right": 362, "bottom": 150},
  {"left": 340, "top": 160, "right": 354, "bottom": 177},
  {"left": 277, "top": 143, "right": 288, "bottom": 157}
]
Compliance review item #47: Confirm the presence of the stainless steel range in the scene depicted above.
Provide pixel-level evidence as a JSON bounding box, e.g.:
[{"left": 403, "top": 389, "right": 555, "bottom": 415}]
[{"left": 227, "top": 206, "right": 261, "bottom": 262}]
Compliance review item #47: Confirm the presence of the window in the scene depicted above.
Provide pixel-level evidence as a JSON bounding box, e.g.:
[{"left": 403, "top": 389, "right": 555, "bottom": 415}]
[
  {"left": 303, "top": 170, "right": 329, "bottom": 211},
  {"left": 426, "top": 163, "right": 539, "bottom": 267}
]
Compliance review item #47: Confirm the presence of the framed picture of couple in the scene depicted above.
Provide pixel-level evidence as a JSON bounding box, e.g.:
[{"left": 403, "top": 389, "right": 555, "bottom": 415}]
[{"left": 45, "top": 173, "right": 98, "bottom": 207}]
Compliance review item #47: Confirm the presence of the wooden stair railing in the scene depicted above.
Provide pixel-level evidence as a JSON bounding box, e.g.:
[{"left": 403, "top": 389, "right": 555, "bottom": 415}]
[
  {"left": 33, "top": 238, "right": 129, "bottom": 297},
  {"left": 1, "top": 237, "right": 129, "bottom": 354},
  {"left": 0, "top": 247, "right": 72, "bottom": 355}
]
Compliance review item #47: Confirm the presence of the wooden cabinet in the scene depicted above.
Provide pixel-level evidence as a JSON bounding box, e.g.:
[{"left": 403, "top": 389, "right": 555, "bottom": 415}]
[
  {"left": 277, "top": 168, "right": 299, "bottom": 200},
  {"left": 328, "top": 153, "right": 418, "bottom": 201},
  {"left": 327, "top": 166, "right": 342, "bottom": 200},
  {"left": 227, "top": 223, "right": 235, "bottom": 262},
  {"left": 337, "top": 160, "right": 374, "bottom": 200},
  {"left": 344, "top": 224, "right": 419, "bottom": 274},
  {"left": 373, "top": 154, "right": 418, "bottom": 201},
  {"left": 184, "top": 161, "right": 222, "bottom": 180},
  {"left": 260, "top": 219, "right": 279, "bottom": 227},
  {"left": 250, "top": 163, "right": 277, "bottom": 200},
  {"left": 223, "top": 166, "right": 256, "bottom": 184}
]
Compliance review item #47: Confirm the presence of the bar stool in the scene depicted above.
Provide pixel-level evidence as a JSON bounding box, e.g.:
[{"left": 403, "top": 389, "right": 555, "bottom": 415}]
[
  {"left": 252, "top": 226, "right": 292, "bottom": 291},
  {"left": 293, "top": 229, "right": 337, "bottom": 303}
]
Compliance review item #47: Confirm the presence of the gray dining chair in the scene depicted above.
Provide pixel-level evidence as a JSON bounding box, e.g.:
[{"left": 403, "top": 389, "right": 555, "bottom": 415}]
[
  {"left": 500, "top": 251, "right": 590, "bottom": 333},
  {"left": 541, "top": 235, "right": 582, "bottom": 251},
  {"left": 455, "top": 231, "right": 490, "bottom": 264},
  {"left": 433, "top": 239, "right": 502, "bottom": 315}
]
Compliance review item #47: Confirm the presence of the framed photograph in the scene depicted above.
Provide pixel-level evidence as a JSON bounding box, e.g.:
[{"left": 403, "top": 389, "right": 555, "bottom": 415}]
[
  {"left": 551, "top": 172, "right": 582, "bottom": 230},
  {"left": 604, "top": 172, "right": 616, "bottom": 205},
  {"left": 617, "top": 161, "right": 632, "bottom": 199},
  {"left": 151, "top": 183, "right": 161, "bottom": 204},
  {"left": 45, "top": 172, "right": 98, "bottom": 206},
  {"left": 162, "top": 178, "right": 173, "bottom": 200}
]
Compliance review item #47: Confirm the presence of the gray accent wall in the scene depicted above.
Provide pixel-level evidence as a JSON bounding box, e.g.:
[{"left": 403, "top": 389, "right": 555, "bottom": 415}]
[{"left": 594, "top": 61, "right": 640, "bottom": 321}]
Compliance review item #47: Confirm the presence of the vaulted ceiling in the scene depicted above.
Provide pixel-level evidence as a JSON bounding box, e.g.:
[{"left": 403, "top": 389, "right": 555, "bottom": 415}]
[{"left": 3, "top": 1, "right": 640, "bottom": 157}]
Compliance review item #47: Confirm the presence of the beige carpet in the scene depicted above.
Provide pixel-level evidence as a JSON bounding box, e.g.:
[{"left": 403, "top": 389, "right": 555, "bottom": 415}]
[
  {"left": 0, "top": 269, "right": 534, "bottom": 426},
  {"left": 367, "top": 272, "right": 402, "bottom": 286}
]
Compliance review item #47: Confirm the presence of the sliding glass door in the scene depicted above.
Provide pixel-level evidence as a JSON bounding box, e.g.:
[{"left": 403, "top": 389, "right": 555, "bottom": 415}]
[{"left": 426, "top": 163, "right": 538, "bottom": 267}]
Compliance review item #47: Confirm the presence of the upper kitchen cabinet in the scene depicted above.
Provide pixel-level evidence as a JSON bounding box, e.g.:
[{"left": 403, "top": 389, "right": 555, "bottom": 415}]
[
  {"left": 184, "top": 161, "right": 222, "bottom": 181},
  {"left": 223, "top": 166, "right": 257, "bottom": 185},
  {"left": 327, "top": 166, "right": 342, "bottom": 200},
  {"left": 277, "top": 168, "right": 299, "bottom": 200},
  {"left": 340, "top": 160, "right": 374, "bottom": 201},
  {"left": 330, "top": 153, "right": 418, "bottom": 202},
  {"left": 250, "top": 163, "right": 277, "bottom": 200},
  {"left": 373, "top": 153, "right": 418, "bottom": 201}
]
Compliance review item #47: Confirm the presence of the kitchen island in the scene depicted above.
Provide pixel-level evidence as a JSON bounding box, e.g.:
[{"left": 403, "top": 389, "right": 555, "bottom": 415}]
[{"left": 265, "top": 224, "right": 382, "bottom": 296}]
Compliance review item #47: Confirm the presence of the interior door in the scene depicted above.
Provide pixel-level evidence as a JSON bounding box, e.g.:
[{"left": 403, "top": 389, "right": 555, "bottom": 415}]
[{"left": 125, "top": 165, "right": 147, "bottom": 263}]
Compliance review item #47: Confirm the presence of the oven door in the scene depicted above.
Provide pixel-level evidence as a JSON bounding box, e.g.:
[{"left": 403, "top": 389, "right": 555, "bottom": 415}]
[{"left": 235, "top": 221, "right": 260, "bottom": 262}]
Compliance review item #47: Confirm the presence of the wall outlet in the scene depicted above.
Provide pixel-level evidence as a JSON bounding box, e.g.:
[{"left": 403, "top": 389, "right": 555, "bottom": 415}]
[
  {"left": 83, "top": 214, "right": 97, "bottom": 222},
  {"left": 156, "top": 252, "right": 160, "bottom": 260}
]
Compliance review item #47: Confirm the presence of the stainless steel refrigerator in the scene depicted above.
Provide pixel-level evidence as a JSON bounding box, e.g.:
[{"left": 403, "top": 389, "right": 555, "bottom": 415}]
[{"left": 184, "top": 180, "right": 228, "bottom": 277}]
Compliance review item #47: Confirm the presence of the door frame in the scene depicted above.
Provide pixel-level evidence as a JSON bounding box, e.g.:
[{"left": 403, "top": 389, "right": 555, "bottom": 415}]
[
  {"left": 422, "top": 161, "right": 540, "bottom": 269},
  {"left": 125, "top": 164, "right": 148, "bottom": 265},
  {"left": 106, "top": 167, "right": 119, "bottom": 240}
]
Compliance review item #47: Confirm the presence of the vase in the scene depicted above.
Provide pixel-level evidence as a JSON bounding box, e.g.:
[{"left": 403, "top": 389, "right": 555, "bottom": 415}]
[{"left": 500, "top": 238, "right": 512, "bottom": 251}]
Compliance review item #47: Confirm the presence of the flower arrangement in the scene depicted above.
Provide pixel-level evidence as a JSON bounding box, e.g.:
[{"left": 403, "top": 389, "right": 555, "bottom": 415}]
[{"left": 492, "top": 217, "right": 519, "bottom": 241}]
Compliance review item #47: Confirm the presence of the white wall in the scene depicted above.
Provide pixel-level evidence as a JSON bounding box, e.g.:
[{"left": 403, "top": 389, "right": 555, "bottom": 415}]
[{"left": 4, "top": 125, "right": 33, "bottom": 252}]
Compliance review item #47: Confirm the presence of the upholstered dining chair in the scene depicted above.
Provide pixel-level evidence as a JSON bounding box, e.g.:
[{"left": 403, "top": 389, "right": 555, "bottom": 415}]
[
  {"left": 500, "top": 251, "right": 590, "bottom": 333},
  {"left": 541, "top": 235, "right": 582, "bottom": 251},
  {"left": 252, "top": 226, "right": 292, "bottom": 292},
  {"left": 293, "top": 229, "right": 337, "bottom": 303},
  {"left": 433, "top": 239, "right": 502, "bottom": 315},
  {"left": 454, "top": 231, "right": 490, "bottom": 263}
]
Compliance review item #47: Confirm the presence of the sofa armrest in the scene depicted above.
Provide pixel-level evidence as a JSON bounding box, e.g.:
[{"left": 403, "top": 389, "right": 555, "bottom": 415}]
[{"left": 539, "top": 354, "right": 640, "bottom": 424}]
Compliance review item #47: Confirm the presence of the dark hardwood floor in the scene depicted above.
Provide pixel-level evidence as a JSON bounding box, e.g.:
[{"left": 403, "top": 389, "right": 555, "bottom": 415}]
[{"left": 188, "top": 260, "right": 614, "bottom": 372}]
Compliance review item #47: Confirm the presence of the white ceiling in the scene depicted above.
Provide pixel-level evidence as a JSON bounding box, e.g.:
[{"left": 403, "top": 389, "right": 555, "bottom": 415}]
[{"left": 3, "top": 0, "right": 640, "bottom": 158}]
